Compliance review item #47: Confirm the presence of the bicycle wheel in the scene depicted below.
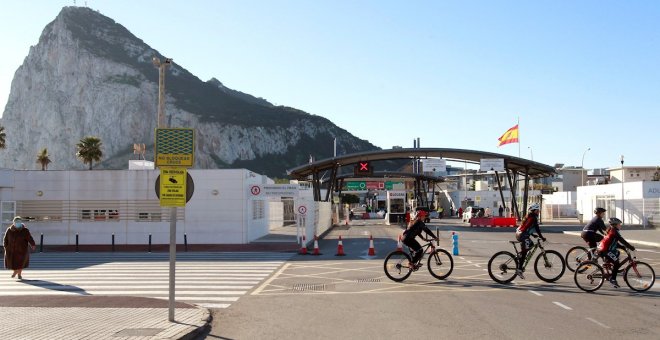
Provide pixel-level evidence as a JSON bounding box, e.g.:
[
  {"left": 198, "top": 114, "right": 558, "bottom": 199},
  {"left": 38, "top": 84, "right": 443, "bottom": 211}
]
[
  {"left": 624, "top": 261, "right": 656, "bottom": 292},
  {"left": 565, "top": 246, "right": 590, "bottom": 272},
  {"left": 574, "top": 261, "right": 604, "bottom": 292},
  {"left": 384, "top": 251, "right": 413, "bottom": 282},
  {"left": 488, "top": 251, "right": 518, "bottom": 284},
  {"left": 534, "top": 250, "right": 566, "bottom": 283},
  {"left": 427, "top": 248, "right": 454, "bottom": 280}
]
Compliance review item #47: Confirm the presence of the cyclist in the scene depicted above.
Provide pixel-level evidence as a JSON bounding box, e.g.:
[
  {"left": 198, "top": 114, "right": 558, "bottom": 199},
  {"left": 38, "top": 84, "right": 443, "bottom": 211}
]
[
  {"left": 581, "top": 208, "right": 607, "bottom": 249},
  {"left": 597, "top": 217, "right": 635, "bottom": 288},
  {"left": 515, "top": 203, "right": 545, "bottom": 279},
  {"left": 403, "top": 210, "right": 437, "bottom": 269}
]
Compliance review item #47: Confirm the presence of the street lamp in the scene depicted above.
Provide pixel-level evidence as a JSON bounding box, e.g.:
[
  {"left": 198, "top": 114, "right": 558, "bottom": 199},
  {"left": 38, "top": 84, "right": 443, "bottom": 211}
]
[
  {"left": 152, "top": 57, "right": 172, "bottom": 128},
  {"left": 581, "top": 147, "right": 590, "bottom": 186},
  {"left": 621, "top": 155, "right": 625, "bottom": 225},
  {"left": 527, "top": 146, "right": 534, "bottom": 161}
]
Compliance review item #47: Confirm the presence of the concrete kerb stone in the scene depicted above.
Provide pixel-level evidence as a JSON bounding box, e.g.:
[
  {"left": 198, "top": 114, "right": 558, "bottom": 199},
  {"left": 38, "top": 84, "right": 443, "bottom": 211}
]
[
  {"left": 177, "top": 308, "right": 212, "bottom": 340},
  {"left": 563, "top": 231, "right": 660, "bottom": 248}
]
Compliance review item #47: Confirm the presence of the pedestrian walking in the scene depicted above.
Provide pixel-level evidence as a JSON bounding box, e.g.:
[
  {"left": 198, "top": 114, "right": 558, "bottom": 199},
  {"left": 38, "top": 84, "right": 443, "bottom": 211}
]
[
  {"left": 498, "top": 205, "right": 504, "bottom": 217},
  {"left": 3, "top": 216, "right": 36, "bottom": 280}
]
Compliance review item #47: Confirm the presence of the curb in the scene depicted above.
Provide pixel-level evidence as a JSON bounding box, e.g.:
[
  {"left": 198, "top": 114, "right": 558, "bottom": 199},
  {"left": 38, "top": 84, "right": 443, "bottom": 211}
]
[
  {"left": 563, "top": 231, "right": 660, "bottom": 248},
  {"left": 176, "top": 308, "right": 212, "bottom": 340}
]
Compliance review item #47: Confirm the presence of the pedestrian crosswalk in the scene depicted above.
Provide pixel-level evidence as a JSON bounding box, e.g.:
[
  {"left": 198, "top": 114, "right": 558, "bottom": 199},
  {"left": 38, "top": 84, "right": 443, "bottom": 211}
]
[{"left": 0, "top": 252, "right": 292, "bottom": 308}]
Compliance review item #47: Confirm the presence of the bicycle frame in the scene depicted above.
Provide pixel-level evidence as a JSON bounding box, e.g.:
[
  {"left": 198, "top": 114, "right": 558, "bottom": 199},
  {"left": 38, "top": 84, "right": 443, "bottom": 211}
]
[
  {"left": 600, "top": 248, "right": 634, "bottom": 279},
  {"left": 405, "top": 240, "right": 436, "bottom": 265},
  {"left": 511, "top": 238, "right": 545, "bottom": 270}
]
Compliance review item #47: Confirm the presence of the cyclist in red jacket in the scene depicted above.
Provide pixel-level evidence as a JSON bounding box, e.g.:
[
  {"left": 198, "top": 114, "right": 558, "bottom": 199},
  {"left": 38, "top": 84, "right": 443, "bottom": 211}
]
[
  {"left": 598, "top": 217, "right": 635, "bottom": 288},
  {"left": 515, "top": 203, "right": 545, "bottom": 279},
  {"left": 403, "top": 210, "right": 437, "bottom": 269}
]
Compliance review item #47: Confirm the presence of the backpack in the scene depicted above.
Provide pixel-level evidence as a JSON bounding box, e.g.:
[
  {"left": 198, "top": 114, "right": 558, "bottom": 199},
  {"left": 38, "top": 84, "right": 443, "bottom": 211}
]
[
  {"left": 516, "top": 215, "right": 534, "bottom": 234},
  {"left": 597, "top": 228, "right": 617, "bottom": 253}
]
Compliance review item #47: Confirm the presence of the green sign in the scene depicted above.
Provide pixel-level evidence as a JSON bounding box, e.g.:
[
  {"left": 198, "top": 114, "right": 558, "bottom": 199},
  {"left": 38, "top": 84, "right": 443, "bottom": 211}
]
[{"left": 346, "top": 181, "right": 366, "bottom": 191}]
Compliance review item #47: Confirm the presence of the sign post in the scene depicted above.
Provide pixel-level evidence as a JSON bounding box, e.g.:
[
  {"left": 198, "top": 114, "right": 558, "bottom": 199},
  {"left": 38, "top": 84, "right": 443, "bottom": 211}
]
[{"left": 155, "top": 128, "right": 195, "bottom": 322}]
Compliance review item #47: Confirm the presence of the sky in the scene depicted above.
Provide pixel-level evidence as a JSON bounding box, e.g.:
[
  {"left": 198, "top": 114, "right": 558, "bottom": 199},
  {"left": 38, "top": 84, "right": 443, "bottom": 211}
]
[{"left": 1, "top": 0, "right": 659, "bottom": 170}]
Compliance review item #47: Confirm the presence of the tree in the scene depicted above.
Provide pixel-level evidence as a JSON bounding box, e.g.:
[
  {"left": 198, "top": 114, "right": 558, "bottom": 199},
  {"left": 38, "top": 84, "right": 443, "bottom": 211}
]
[
  {"left": 37, "top": 148, "right": 52, "bottom": 171},
  {"left": 0, "top": 125, "right": 5, "bottom": 149},
  {"left": 76, "top": 136, "right": 103, "bottom": 170}
]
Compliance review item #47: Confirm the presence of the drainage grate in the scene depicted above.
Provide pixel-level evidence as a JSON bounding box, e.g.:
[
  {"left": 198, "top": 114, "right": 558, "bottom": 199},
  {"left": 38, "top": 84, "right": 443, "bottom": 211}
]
[
  {"left": 114, "top": 328, "right": 164, "bottom": 337},
  {"left": 292, "top": 283, "right": 327, "bottom": 292},
  {"left": 354, "top": 278, "right": 381, "bottom": 283}
]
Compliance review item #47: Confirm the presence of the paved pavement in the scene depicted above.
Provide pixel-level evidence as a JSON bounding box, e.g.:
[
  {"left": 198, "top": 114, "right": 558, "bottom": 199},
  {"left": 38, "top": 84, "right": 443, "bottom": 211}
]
[{"left": 0, "top": 251, "right": 293, "bottom": 339}]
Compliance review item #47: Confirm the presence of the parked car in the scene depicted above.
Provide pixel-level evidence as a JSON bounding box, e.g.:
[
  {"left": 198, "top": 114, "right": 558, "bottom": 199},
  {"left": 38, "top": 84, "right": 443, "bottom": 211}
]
[{"left": 462, "top": 206, "right": 485, "bottom": 223}]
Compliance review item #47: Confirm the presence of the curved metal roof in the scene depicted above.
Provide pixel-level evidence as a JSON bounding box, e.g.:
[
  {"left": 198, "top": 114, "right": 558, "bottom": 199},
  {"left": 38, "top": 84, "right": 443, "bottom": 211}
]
[
  {"left": 329, "top": 171, "right": 444, "bottom": 183},
  {"left": 288, "top": 147, "right": 556, "bottom": 179}
]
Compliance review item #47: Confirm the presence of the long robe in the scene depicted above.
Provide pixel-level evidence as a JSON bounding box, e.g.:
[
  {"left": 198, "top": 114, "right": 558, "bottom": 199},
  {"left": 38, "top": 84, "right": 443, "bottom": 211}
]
[{"left": 3, "top": 226, "right": 36, "bottom": 270}]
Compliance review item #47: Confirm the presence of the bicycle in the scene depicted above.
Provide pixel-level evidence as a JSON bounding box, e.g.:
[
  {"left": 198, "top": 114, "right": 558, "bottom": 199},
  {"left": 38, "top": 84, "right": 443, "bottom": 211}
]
[
  {"left": 574, "top": 248, "right": 656, "bottom": 292},
  {"left": 383, "top": 238, "right": 454, "bottom": 282},
  {"left": 488, "top": 236, "right": 566, "bottom": 284},
  {"left": 565, "top": 245, "right": 599, "bottom": 272}
]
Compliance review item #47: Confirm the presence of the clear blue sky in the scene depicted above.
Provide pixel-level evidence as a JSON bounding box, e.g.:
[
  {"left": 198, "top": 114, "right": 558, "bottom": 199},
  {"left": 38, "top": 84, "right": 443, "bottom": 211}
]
[{"left": 1, "top": 1, "right": 658, "bottom": 170}]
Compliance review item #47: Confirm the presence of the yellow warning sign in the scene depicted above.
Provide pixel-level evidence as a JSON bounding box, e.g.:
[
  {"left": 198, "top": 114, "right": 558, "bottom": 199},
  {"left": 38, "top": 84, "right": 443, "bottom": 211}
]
[{"left": 160, "top": 167, "right": 187, "bottom": 207}]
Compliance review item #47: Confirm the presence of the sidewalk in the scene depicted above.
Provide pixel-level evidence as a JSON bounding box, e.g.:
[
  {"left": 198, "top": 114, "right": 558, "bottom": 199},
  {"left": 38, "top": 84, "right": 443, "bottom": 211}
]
[
  {"left": 0, "top": 295, "right": 209, "bottom": 340},
  {"left": 563, "top": 229, "right": 660, "bottom": 248}
]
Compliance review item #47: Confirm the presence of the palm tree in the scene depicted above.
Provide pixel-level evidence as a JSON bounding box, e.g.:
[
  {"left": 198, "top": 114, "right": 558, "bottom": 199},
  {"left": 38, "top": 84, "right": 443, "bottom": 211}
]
[
  {"left": 76, "top": 136, "right": 103, "bottom": 170},
  {"left": 0, "top": 126, "right": 6, "bottom": 149},
  {"left": 37, "top": 148, "right": 52, "bottom": 170}
]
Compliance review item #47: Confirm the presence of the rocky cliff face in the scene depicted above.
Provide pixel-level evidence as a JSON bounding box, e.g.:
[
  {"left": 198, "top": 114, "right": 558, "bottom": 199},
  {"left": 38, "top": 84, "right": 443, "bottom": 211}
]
[{"left": 0, "top": 7, "right": 377, "bottom": 176}]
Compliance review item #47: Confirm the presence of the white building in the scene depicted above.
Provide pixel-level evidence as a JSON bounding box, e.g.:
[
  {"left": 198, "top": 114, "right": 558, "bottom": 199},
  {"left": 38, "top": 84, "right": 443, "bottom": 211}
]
[
  {"left": 577, "top": 180, "right": 660, "bottom": 227},
  {"left": 0, "top": 169, "right": 329, "bottom": 246}
]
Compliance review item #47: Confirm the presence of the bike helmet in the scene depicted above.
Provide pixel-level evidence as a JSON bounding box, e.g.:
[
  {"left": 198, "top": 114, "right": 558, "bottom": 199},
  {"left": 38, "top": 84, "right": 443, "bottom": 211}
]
[
  {"left": 608, "top": 217, "right": 622, "bottom": 225},
  {"left": 416, "top": 210, "right": 428, "bottom": 218},
  {"left": 528, "top": 203, "right": 540, "bottom": 211},
  {"left": 594, "top": 207, "right": 607, "bottom": 214}
]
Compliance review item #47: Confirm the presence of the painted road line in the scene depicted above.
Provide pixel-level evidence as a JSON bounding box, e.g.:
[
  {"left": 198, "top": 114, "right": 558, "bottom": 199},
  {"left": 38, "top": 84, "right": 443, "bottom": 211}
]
[
  {"left": 586, "top": 317, "right": 611, "bottom": 329},
  {"left": 553, "top": 302, "right": 573, "bottom": 310},
  {"left": 252, "top": 263, "right": 291, "bottom": 295},
  {"left": 197, "top": 303, "right": 231, "bottom": 309},
  {"left": 529, "top": 290, "right": 543, "bottom": 297}
]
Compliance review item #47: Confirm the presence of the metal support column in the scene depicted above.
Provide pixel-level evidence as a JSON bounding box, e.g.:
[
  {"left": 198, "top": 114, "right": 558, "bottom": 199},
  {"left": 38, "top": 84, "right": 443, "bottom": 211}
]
[
  {"left": 494, "top": 171, "right": 507, "bottom": 212},
  {"left": 522, "top": 167, "right": 530, "bottom": 215},
  {"left": 325, "top": 165, "right": 338, "bottom": 202},
  {"left": 505, "top": 167, "right": 521, "bottom": 221}
]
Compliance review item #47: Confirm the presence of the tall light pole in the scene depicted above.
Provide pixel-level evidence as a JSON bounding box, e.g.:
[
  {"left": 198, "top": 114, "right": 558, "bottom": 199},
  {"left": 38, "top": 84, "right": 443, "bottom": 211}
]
[
  {"left": 152, "top": 57, "right": 172, "bottom": 128},
  {"left": 581, "top": 147, "right": 590, "bottom": 186},
  {"left": 527, "top": 146, "right": 534, "bottom": 161},
  {"left": 153, "top": 56, "right": 176, "bottom": 322},
  {"left": 621, "top": 155, "right": 625, "bottom": 225}
]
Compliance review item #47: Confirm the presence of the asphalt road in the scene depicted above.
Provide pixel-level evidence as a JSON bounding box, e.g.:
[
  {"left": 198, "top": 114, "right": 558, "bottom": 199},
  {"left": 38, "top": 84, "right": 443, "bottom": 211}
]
[{"left": 197, "top": 221, "right": 660, "bottom": 339}]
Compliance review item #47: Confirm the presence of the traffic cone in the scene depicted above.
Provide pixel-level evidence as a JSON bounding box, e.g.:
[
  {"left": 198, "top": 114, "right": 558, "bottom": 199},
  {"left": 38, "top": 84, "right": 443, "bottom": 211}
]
[
  {"left": 368, "top": 235, "right": 376, "bottom": 256},
  {"left": 335, "top": 235, "right": 346, "bottom": 256},
  {"left": 312, "top": 235, "right": 321, "bottom": 255},
  {"left": 396, "top": 234, "right": 403, "bottom": 251},
  {"left": 299, "top": 235, "right": 307, "bottom": 255}
]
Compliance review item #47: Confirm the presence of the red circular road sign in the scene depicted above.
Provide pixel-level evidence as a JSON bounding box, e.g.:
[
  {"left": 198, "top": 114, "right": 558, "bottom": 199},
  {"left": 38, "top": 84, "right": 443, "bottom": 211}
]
[
  {"left": 250, "top": 185, "right": 261, "bottom": 196},
  {"left": 298, "top": 205, "right": 307, "bottom": 215}
]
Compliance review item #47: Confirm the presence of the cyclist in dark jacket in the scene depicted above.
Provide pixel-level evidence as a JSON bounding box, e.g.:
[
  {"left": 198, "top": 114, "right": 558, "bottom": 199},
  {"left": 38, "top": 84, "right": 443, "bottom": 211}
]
[
  {"left": 581, "top": 208, "right": 607, "bottom": 248},
  {"left": 515, "top": 203, "right": 545, "bottom": 278},
  {"left": 598, "top": 217, "right": 635, "bottom": 288},
  {"left": 403, "top": 210, "right": 437, "bottom": 268}
]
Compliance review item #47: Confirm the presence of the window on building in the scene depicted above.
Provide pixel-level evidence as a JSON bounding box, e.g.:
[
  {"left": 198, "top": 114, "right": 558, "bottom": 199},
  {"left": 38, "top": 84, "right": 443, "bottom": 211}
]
[
  {"left": 94, "top": 209, "right": 107, "bottom": 220},
  {"left": 81, "top": 210, "right": 91, "bottom": 220}
]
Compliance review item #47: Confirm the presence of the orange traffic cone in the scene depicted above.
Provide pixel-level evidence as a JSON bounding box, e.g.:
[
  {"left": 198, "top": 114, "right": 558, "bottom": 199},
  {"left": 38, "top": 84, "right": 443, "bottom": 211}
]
[
  {"left": 368, "top": 235, "right": 376, "bottom": 256},
  {"left": 299, "top": 235, "right": 307, "bottom": 255},
  {"left": 312, "top": 235, "right": 321, "bottom": 255},
  {"left": 396, "top": 234, "right": 403, "bottom": 251},
  {"left": 335, "top": 235, "right": 346, "bottom": 256}
]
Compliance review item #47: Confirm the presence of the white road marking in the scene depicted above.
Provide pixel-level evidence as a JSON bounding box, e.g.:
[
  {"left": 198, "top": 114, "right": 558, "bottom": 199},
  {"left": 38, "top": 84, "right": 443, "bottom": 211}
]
[
  {"left": 586, "top": 317, "right": 611, "bottom": 329},
  {"left": 529, "top": 290, "right": 543, "bottom": 297},
  {"left": 553, "top": 301, "right": 573, "bottom": 310},
  {"left": 252, "top": 263, "right": 291, "bottom": 295}
]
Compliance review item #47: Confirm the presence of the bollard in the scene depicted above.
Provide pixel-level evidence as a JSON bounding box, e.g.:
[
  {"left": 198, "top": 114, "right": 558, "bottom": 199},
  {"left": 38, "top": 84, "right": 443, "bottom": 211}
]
[
  {"left": 451, "top": 231, "right": 459, "bottom": 256},
  {"left": 76, "top": 234, "right": 79, "bottom": 253},
  {"left": 112, "top": 233, "right": 115, "bottom": 252},
  {"left": 148, "top": 234, "right": 152, "bottom": 253},
  {"left": 184, "top": 233, "right": 188, "bottom": 252},
  {"left": 40, "top": 233, "right": 44, "bottom": 253}
]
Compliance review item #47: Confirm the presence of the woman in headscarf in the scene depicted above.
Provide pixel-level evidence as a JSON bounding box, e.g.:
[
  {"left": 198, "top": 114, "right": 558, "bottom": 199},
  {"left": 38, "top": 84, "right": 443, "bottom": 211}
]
[{"left": 3, "top": 216, "right": 36, "bottom": 280}]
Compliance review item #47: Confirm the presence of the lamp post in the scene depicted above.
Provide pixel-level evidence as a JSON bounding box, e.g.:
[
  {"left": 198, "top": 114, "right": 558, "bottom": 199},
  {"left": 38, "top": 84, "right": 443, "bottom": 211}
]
[
  {"left": 527, "top": 146, "right": 534, "bottom": 161},
  {"left": 152, "top": 57, "right": 172, "bottom": 128},
  {"left": 581, "top": 147, "right": 590, "bottom": 186},
  {"left": 621, "top": 155, "right": 625, "bottom": 225}
]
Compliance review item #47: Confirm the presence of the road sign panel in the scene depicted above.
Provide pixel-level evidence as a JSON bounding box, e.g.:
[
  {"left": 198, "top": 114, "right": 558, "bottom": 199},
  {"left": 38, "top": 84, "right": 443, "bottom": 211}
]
[
  {"left": 159, "top": 167, "right": 187, "bottom": 207},
  {"left": 155, "top": 128, "right": 195, "bottom": 167}
]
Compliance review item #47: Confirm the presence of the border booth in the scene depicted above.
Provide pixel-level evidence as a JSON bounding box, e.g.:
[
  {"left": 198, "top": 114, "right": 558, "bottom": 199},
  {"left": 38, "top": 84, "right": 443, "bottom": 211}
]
[{"left": 386, "top": 191, "right": 406, "bottom": 225}]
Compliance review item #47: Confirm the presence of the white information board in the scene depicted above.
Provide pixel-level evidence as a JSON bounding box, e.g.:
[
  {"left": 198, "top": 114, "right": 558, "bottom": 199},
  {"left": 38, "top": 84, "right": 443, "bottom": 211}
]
[
  {"left": 423, "top": 159, "right": 446, "bottom": 172},
  {"left": 480, "top": 158, "right": 505, "bottom": 172}
]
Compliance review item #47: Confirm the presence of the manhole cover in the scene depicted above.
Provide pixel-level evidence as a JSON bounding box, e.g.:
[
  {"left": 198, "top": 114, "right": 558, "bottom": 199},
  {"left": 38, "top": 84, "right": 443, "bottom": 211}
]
[
  {"left": 354, "top": 278, "right": 381, "bottom": 283},
  {"left": 114, "top": 328, "right": 164, "bottom": 337},
  {"left": 292, "top": 283, "right": 326, "bottom": 292}
]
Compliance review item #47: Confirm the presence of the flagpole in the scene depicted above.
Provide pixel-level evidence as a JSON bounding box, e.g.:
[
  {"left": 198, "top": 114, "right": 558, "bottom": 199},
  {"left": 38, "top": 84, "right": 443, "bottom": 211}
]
[{"left": 516, "top": 116, "right": 519, "bottom": 158}]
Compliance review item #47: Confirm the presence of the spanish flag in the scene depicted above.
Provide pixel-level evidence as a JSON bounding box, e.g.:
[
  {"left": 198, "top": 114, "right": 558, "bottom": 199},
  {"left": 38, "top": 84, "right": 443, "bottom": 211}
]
[{"left": 498, "top": 124, "right": 519, "bottom": 146}]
